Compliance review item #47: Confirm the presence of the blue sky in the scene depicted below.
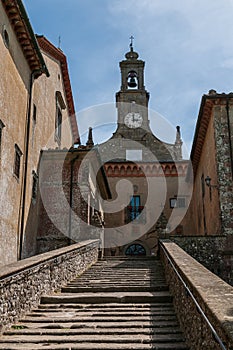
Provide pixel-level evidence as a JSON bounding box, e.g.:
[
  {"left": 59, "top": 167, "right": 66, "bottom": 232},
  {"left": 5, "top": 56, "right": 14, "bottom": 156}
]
[{"left": 24, "top": 0, "right": 233, "bottom": 154}]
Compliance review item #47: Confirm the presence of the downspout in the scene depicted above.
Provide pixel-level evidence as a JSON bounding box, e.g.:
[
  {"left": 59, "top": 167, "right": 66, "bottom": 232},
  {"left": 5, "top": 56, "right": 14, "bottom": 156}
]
[
  {"left": 69, "top": 153, "right": 79, "bottom": 244},
  {"left": 18, "top": 69, "right": 45, "bottom": 260},
  {"left": 226, "top": 99, "right": 233, "bottom": 180},
  {"left": 18, "top": 71, "right": 34, "bottom": 259}
]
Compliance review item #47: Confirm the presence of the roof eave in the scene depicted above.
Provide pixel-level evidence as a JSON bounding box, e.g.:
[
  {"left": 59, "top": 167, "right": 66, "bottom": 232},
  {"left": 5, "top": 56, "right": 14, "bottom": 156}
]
[{"left": 2, "top": 0, "right": 49, "bottom": 77}]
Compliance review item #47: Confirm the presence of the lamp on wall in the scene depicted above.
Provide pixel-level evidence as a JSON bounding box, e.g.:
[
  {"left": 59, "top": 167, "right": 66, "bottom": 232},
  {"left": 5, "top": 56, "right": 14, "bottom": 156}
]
[{"left": 205, "top": 176, "right": 218, "bottom": 189}]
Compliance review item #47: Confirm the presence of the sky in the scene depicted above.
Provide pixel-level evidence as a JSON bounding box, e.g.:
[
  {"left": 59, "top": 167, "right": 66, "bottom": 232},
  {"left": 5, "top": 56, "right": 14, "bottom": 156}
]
[{"left": 23, "top": 0, "right": 233, "bottom": 155}]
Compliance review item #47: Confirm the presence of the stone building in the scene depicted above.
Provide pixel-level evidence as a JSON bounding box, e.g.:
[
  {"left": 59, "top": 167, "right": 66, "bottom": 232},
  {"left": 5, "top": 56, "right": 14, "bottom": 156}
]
[
  {"left": 36, "top": 143, "right": 111, "bottom": 255},
  {"left": 98, "top": 44, "right": 191, "bottom": 256},
  {"left": 174, "top": 90, "right": 233, "bottom": 284},
  {"left": 0, "top": 0, "right": 79, "bottom": 265}
]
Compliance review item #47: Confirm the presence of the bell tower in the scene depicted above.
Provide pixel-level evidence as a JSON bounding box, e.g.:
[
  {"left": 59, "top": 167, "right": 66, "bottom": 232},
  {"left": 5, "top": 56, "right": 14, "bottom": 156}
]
[
  {"left": 100, "top": 39, "right": 183, "bottom": 162},
  {"left": 115, "top": 37, "right": 150, "bottom": 134}
]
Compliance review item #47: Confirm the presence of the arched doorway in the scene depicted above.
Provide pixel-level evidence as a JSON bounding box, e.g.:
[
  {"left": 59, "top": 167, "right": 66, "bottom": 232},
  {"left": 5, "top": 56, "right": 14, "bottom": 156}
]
[{"left": 125, "top": 243, "right": 146, "bottom": 256}]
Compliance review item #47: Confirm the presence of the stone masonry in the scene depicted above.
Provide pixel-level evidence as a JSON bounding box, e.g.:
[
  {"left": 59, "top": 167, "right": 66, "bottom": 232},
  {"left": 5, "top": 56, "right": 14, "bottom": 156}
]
[
  {"left": 160, "top": 240, "right": 233, "bottom": 350},
  {"left": 0, "top": 239, "right": 99, "bottom": 330}
]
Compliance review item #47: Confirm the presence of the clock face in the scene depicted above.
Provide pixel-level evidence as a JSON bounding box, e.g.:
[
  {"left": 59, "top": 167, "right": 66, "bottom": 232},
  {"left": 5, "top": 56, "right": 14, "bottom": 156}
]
[{"left": 124, "top": 112, "right": 143, "bottom": 128}]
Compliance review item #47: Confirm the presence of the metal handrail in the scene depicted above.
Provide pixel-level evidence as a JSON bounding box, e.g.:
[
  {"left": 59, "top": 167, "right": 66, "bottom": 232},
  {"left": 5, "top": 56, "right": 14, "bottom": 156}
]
[{"left": 160, "top": 243, "right": 227, "bottom": 350}]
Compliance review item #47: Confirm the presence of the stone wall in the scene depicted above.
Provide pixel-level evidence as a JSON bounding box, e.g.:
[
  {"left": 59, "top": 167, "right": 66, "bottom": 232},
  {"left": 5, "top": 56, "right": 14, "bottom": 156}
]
[
  {"left": 160, "top": 240, "right": 233, "bottom": 350},
  {"left": 214, "top": 102, "right": 233, "bottom": 237},
  {"left": 0, "top": 239, "right": 99, "bottom": 331},
  {"left": 171, "top": 235, "right": 233, "bottom": 285}
]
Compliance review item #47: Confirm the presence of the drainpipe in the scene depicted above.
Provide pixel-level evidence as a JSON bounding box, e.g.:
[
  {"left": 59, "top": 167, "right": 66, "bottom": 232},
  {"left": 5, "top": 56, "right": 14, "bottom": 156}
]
[
  {"left": 18, "top": 69, "right": 46, "bottom": 260},
  {"left": 226, "top": 99, "right": 233, "bottom": 180},
  {"left": 69, "top": 153, "right": 79, "bottom": 243}
]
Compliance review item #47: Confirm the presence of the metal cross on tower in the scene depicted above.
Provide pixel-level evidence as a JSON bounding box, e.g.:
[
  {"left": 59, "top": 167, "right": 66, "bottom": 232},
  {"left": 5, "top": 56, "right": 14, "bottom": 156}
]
[{"left": 129, "top": 35, "right": 134, "bottom": 49}]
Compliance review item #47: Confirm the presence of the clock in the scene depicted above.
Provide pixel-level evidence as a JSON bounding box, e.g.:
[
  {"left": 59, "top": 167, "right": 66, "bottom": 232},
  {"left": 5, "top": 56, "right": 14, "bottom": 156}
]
[{"left": 124, "top": 112, "right": 143, "bottom": 128}]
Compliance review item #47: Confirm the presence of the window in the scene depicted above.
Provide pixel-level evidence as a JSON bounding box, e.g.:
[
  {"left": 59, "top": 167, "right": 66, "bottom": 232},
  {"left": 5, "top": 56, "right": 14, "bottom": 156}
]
[
  {"left": 32, "top": 171, "right": 38, "bottom": 201},
  {"left": 32, "top": 104, "right": 37, "bottom": 123},
  {"left": 126, "top": 195, "right": 145, "bottom": 224},
  {"left": 127, "top": 71, "right": 138, "bottom": 89},
  {"left": 170, "top": 197, "right": 186, "bottom": 208},
  {"left": 55, "top": 91, "right": 66, "bottom": 145},
  {"left": 14, "top": 144, "right": 22, "bottom": 178},
  {"left": 57, "top": 108, "right": 62, "bottom": 140},
  {"left": 2, "top": 26, "right": 9, "bottom": 49},
  {"left": 0, "top": 120, "right": 5, "bottom": 159},
  {"left": 129, "top": 195, "right": 140, "bottom": 220}
]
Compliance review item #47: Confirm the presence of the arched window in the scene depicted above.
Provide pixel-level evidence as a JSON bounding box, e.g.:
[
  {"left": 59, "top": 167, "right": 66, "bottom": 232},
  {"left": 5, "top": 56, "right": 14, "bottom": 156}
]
[
  {"left": 125, "top": 243, "right": 146, "bottom": 256},
  {"left": 127, "top": 71, "right": 138, "bottom": 89}
]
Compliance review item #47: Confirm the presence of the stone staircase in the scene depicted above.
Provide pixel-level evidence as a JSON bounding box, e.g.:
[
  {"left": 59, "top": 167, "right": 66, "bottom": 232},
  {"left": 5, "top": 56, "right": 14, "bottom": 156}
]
[{"left": 0, "top": 258, "right": 190, "bottom": 349}]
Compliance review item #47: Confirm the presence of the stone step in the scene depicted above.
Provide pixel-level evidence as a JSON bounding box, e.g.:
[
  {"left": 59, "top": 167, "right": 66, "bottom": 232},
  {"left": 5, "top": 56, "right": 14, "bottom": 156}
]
[
  {"left": 37, "top": 302, "right": 174, "bottom": 310},
  {"left": 5, "top": 327, "right": 182, "bottom": 335},
  {"left": 17, "top": 315, "right": 178, "bottom": 324},
  {"left": 0, "top": 343, "right": 189, "bottom": 349},
  {"left": 32, "top": 308, "right": 175, "bottom": 315},
  {"left": 41, "top": 291, "right": 173, "bottom": 304},
  {"left": 0, "top": 258, "right": 189, "bottom": 349},
  {"left": 0, "top": 333, "right": 187, "bottom": 343},
  {"left": 5, "top": 320, "right": 181, "bottom": 329},
  {"left": 61, "top": 285, "right": 168, "bottom": 293}
]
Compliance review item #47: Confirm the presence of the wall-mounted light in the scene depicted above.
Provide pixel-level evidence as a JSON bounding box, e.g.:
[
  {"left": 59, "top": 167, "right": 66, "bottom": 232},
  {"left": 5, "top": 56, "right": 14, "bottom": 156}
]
[{"left": 204, "top": 176, "right": 218, "bottom": 188}]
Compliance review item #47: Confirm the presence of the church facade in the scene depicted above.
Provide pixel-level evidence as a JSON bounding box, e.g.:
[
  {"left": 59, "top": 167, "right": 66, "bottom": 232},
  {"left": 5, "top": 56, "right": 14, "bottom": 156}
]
[
  {"left": 98, "top": 44, "right": 191, "bottom": 256},
  {"left": 0, "top": 0, "right": 232, "bottom": 286}
]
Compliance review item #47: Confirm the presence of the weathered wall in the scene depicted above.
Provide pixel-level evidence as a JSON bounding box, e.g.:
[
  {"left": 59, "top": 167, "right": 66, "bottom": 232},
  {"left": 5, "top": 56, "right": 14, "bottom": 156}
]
[
  {"left": 104, "top": 161, "right": 190, "bottom": 256},
  {"left": 0, "top": 2, "right": 78, "bottom": 265},
  {"left": 171, "top": 235, "right": 233, "bottom": 285},
  {"left": 0, "top": 239, "right": 99, "bottom": 331},
  {"left": 213, "top": 101, "right": 233, "bottom": 278},
  {"left": 187, "top": 110, "right": 221, "bottom": 236},
  {"left": 36, "top": 149, "right": 106, "bottom": 254},
  {"left": 0, "top": 3, "right": 30, "bottom": 266},
  {"left": 22, "top": 51, "right": 75, "bottom": 259},
  {"left": 160, "top": 240, "right": 233, "bottom": 350},
  {"left": 180, "top": 95, "right": 233, "bottom": 285}
]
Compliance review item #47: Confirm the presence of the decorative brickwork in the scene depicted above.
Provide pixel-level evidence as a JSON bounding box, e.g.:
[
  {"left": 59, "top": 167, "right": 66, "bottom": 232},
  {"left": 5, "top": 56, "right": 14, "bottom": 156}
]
[{"left": 105, "top": 162, "right": 188, "bottom": 177}]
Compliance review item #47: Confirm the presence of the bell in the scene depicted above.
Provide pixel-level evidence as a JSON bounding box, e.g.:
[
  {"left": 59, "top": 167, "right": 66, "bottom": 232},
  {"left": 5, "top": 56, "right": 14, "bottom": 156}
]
[{"left": 128, "top": 77, "right": 137, "bottom": 88}]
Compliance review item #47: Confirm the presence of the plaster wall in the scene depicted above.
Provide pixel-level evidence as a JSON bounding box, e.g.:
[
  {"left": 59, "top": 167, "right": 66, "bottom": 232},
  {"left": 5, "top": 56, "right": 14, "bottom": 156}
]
[
  {"left": 188, "top": 112, "right": 221, "bottom": 235},
  {"left": 22, "top": 52, "right": 74, "bottom": 258},
  {"left": 0, "top": 4, "right": 30, "bottom": 265},
  {"left": 104, "top": 166, "right": 190, "bottom": 256}
]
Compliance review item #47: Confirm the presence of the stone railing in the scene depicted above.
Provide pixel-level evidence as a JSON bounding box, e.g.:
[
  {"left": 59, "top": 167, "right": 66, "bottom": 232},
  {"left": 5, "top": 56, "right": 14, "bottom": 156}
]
[
  {"left": 0, "top": 239, "right": 99, "bottom": 330},
  {"left": 160, "top": 240, "right": 233, "bottom": 350}
]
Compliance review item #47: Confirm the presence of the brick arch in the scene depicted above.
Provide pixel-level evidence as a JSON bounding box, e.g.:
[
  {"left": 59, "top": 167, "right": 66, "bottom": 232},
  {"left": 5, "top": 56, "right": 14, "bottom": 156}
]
[
  {"left": 114, "top": 165, "right": 119, "bottom": 174},
  {"left": 120, "top": 165, "right": 125, "bottom": 175},
  {"left": 171, "top": 165, "right": 177, "bottom": 175}
]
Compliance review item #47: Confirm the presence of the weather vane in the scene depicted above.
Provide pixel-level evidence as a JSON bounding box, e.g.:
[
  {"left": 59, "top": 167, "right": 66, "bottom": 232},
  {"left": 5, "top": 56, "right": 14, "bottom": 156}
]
[{"left": 129, "top": 35, "right": 134, "bottom": 49}]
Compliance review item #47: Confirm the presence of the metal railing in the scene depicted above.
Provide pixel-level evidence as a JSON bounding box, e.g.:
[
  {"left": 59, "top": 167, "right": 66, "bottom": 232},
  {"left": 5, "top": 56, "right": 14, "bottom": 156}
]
[{"left": 160, "top": 243, "right": 228, "bottom": 350}]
